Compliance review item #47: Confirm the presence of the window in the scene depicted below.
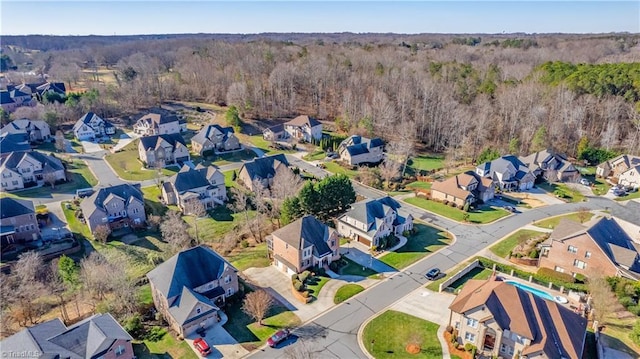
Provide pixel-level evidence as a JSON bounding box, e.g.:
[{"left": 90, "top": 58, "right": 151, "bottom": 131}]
[
  {"left": 573, "top": 259, "right": 587, "bottom": 269},
  {"left": 585, "top": 251, "right": 591, "bottom": 259},
  {"left": 331, "top": 240, "right": 335, "bottom": 247},
  {"left": 196, "top": 307, "right": 201, "bottom": 314},
  {"left": 226, "top": 288, "right": 234, "bottom": 297},
  {"left": 12, "top": 181, "right": 18, "bottom": 186},
  {"left": 555, "top": 266, "right": 565, "bottom": 273},
  {"left": 500, "top": 344, "right": 508, "bottom": 353},
  {"left": 465, "top": 318, "right": 478, "bottom": 328},
  {"left": 567, "top": 245, "right": 578, "bottom": 254},
  {"left": 224, "top": 275, "right": 231, "bottom": 284},
  {"left": 464, "top": 332, "right": 476, "bottom": 342},
  {"left": 115, "top": 344, "right": 126, "bottom": 356}
]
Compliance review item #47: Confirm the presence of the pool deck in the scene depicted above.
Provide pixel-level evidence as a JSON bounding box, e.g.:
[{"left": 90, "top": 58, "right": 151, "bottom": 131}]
[{"left": 498, "top": 275, "right": 585, "bottom": 313}]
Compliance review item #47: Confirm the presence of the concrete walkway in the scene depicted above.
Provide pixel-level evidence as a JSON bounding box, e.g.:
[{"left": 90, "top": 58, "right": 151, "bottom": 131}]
[
  {"left": 340, "top": 241, "right": 397, "bottom": 274},
  {"left": 185, "top": 311, "right": 249, "bottom": 359}
]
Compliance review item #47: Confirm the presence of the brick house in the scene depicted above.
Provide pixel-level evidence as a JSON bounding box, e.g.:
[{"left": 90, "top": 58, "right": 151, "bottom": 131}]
[
  {"left": 0, "top": 197, "right": 40, "bottom": 246},
  {"left": 146, "top": 245, "right": 239, "bottom": 337},
  {"left": 268, "top": 215, "right": 340, "bottom": 275},
  {"left": 538, "top": 218, "right": 640, "bottom": 280},
  {"left": 449, "top": 277, "right": 587, "bottom": 358},
  {"left": 80, "top": 184, "right": 146, "bottom": 234},
  {"left": 0, "top": 313, "right": 134, "bottom": 359},
  {"left": 237, "top": 154, "right": 290, "bottom": 192},
  {"left": 430, "top": 171, "right": 495, "bottom": 207},
  {"left": 337, "top": 135, "right": 384, "bottom": 166},
  {"left": 337, "top": 196, "right": 413, "bottom": 248},
  {"left": 137, "top": 133, "right": 190, "bottom": 167}
]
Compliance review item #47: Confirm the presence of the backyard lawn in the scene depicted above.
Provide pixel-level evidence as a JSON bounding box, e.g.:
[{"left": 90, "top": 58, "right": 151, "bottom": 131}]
[
  {"left": 448, "top": 267, "right": 493, "bottom": 292},
  {"left": 489, "top": 229, "right": 547, "bottom": 258},
  {"left": 62, "top": 201, "right": 94, "bottom": 241},
  {"left": 405, "top": 155, "right": 445, "bottom": 175},
  {"left": 141, "top": 185, "right": 171, "bottom": 216},
  {"left": 183, "top": 206, "right": 256, "bottom": 243},
  {"left": 133, "top": 334, "right": 197, "bottom": 359},
  {"left": 226, "top": 243, "right": 270, "bottom": 271},
  {"left": 379, "top": 223, "right": 451, "bottom": 270},
  {"left": 404, "top": 197, "right": 510, "bottom": 224},
  {"left": 303, "top": 150, "right": 327, "bottom": 161},
  {"left": 362, "top": 310, "right": 441, "bottom": 358},
  {"left": 426, "top": 258, "right": 478, "bottom": 292},
  {"left": 334, "top": 284, "right": 365, "bottom": 304},
  {"left": 104, "top": 140, "right": 178, "bottom": 181},
  {"left": 534, "top": 212, "right": 594, "bottom": 229},
  {"left": 405, "top": 181, "right": 432, "bottom": 191},
  {"left": 209, "top": 149, "right": 256, "bottom": 165}
]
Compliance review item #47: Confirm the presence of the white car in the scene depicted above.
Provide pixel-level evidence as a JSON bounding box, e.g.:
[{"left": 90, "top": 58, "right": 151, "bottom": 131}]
[{"left": 579, "top": 178, "right": 590, "bottom": 186}]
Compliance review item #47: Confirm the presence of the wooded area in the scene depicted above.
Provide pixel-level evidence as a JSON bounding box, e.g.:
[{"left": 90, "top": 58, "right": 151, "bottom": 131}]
[{"left": 2, "top": 33, "right": 640, "bottom": 160}]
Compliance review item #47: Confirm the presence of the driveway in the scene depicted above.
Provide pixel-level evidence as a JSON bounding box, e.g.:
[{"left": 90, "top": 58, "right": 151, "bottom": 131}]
[
  {"left": 185, "top": 311, "right": 249, "bottom": 359},
  {"left": 341, "top": 241, "right": 397, "bottom": 274},
  {"left": 390, "top": 288, "right": 455, "bottom": 326},
  {"left": 111, "top": 131, "right": 139, "bottom": 153},
  {"left": 41, "top": 201, "right": 71, "bottom": 240},
  {"left": 80, "top": 140, "right": 103, "bottom": 153}
]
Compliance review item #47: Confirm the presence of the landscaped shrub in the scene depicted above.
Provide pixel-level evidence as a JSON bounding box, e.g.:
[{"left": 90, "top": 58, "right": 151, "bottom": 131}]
[
  {"left": 299, "top": 270, "right": 311, "bottom": 283},
  {"left": 478, "top": 257, "right": 586, "bottom": 291},
  {"left": 446, "top": 325, "right": 453, "bottom": 333},
  {"left": 443, "top": 200, "right": 449, "bottom": 205},
  {"left": 463, "top": 203, "right": 470, "bottom": 212},
  {"left": 449, "top": 202, "right": 456, "bottom": 208},
  {"left": 464, "top": 343, "right": 475, "bottom": 352},
  {"left": 302, "top": 291, "right": 310, "bottom": 298},
  {"left": 291, "top": 273, "right": 299, "bottom": 282},
  {"left": 529, "top": 249, "right": 539, "bottom": 258},
  {"left": 293, "top": 280, "right": 303, "bottom": 291},
  {"left": 123, "top": 314, "right": 144, "bottom": 339},
  {"left": 619, "top": 296, "right": 636, "bottom": 308},
  {"left": 145, "top": 326, "right": 167, "bottom": 342},
  {"left": 451, "top": 329, "right": 459, "bottom": 343},
  {"left": 628, "top": 305, "right": 640, "bottom": 316},
  {"left": 631, "top": 320, "right": 640, "bottom": 346},
  {"left": 537, "top": 267, "right": 576, "bottom": 284}
]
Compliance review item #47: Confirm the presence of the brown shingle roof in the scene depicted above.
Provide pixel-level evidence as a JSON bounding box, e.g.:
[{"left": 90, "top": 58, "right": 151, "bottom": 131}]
[
  {"left": 548, "top": 218, "right": 586, "bottom": 241},
  {"left": 285, "top": 115, "right": 321, "bottom": 127},
  {"left": 430, "top": 175, "right": 473, "bottom": 201}
]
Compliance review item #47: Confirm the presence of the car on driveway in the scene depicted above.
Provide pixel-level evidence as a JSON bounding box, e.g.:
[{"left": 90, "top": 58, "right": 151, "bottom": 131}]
[
  {"left": 579, "top": 178, "right": 590, "bottom": 186},
  {"left": 267, "top": 328, "right": 291, "bottom": 348},
  {"left": 504, "top": 205, "right": 517, "bottom": 213},
  {"left": 194, "top": 337, "right": 212, "bottom": 356},
  {"left": 425, "top": 268, "right": 441, "bottom": 280}
]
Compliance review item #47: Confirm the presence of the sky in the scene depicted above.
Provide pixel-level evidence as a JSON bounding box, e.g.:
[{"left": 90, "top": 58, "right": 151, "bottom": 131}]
[{"left": 1, "top": 1, "right": 638, "bottom": 35}]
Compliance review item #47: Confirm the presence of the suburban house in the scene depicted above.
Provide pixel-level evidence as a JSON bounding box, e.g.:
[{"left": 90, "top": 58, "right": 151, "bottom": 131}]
[
  {"left": 80, "top": 183, "right": 146, "bottom": 234},
  {"left": 262, "top": 115, "right": 323, "bottom": 142},
  {"left": 133, "top": 110, "right": 184, "bottom": 136},
  {"left": 612, "top": 200, "right": 640, "bottom": 240},
  {"left": 191, "top": 124, "right": 241, "bottom": 155},
  {"left": 12, "top": 82, "right": 67, "bottom": 100},
  {"left": 430, "top": 171, "right": 495, "bottom": 207},
  {"left": 162, "top": 164, "right": 227, "bottom": 212},
  {"left": 73, "top": 112, "right": 115, "bottom": 140},
  {"left": 268, "top": 215, "right": 340, "bottom": 275},
  {"left": 0, "top": 197, "right": 40, "bottom": 246},
  {"left": 519, "top": 149, "right": 580, "bottom": 183},
  {"left": 1, "top": 118, "right": 51, "bottom": 142},
  {"left": 146, "top": 245, "right": 239, "bottom": 337},
  {"left": 337, "top": 196, "right": 413, "bottom": 248},
  {"left": 237, "top": 154, "right": 290, "bottom": 191},
  {"left": 449, "top": 277, "right": 587, "bottom": 359},
  {"left": 0, "top": 150, "right": 67, "bottom": 191},
  {"left": 0, "top": 313, "right": 134, "bottom": 359},
  {"left": 539, "top": 218, "right": 640, "bottom": 280},
  {"left": 137, "top": 133, "right": 190, "bottom": 167},
  {"left": 337, "top": 135, "right": 384, "bottom": 166},
  {"left": 618, "top": 165, "right": 640, "bottom": 189},
  {"left": 0, "top": 133, "right": 31, "bottom": 157},
  {"left": 596, "top": 154, "right": 640, "bottom": 180},
  {"left": 0, "top": 88, "right": 34, "bottom": 112},
  {"left": 475, "top": 155, "right": 536, "bottom": 191}
]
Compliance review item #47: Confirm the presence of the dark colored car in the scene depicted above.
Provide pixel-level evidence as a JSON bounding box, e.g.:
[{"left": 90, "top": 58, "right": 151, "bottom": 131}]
[
  {"left": 425, "top": 268, "right": 441, "bottom": 280},
  {"left": 194, "top": 337, "right": 212, "bottom": 356},
  {"left": 267, "top": 328, "right": 291, "bottom": 348},
  {"left": 505, "top": 205, "right": 517, "bottom": 213}
]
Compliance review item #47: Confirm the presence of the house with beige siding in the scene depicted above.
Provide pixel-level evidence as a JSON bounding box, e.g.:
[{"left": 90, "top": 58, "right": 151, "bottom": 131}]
[
  {"left": 137, "top": 133, "right": 190, "bottom": 167},
  {"left": 476, "top": 155, "right": 535, "bottom": 191},
  {"left": 519, "top": 149, "right": 580, "bottom": 183},
  {"left": 0, "top": 197, "right": 40, "bottom": 246},
  {"left": 337, "top": 196, "right": 413, "bottom": 248},
  {"left": 618, "top": 165, "right": 640, "bottom": 190},
  {"left": 237, "top": 154, "right": 290, "bottom": 192},
  {"left": 449, "top": 277, "right": 587, "bottom": 358},
  {"left": 539, "top": 218, "right": 640, "bottom": 280},
  {"left": 146, "top": 246, "right": 239, "bottom": 337},
  {"left": 0, "top": 150, "right": 66, "bottom": 191},
  {"left": 430, "top": 171, "right": 494, "bottom": 207},
  {"left": 80, "top": 184, "right": 146, "bottom": 234},
  {"left": 337, "top": 135, "right": 384, "bottom": 166},
  {"left": 162, "top": 164, "right": 227, "bottom": 212},
  {"left": 1, "top": 118, "right": 51, "bottom": 142},
  {"left": 597, "top": 154, "right": 640, "bottom": 179},
  {"left": 191, "top": 124, "right": 241, "bottom": 155},
  {"left": 133, "top": 110, "right": 183, "bottom": 136},
  {"left": 268, "top": 215, "right": 340, "bottom": 275}
]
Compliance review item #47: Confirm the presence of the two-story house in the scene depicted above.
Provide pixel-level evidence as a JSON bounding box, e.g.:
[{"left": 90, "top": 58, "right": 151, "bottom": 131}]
[
  {"left": 191, "top": 124, "right": 241, "bottom": 155},
  {"left": 0, "top": 313, "right": 135, "bottom": 359},
  {"left": 0, "top": 88, "right": 34, "bottom": 112},
  {"left": 337, "top": 196, "right": 413, "bottom": 248},
  {"left": 430, "top": 171, "right": 495, "bottom": 207},
  {"left": 133, "top": 111, "right": 183, "bottom": 136},
  {"left": 596, "top": 154, "right": 640, "bottom": 180},
  {"left": 618, "top": 165, "right": 640, "bottom": 190},
  {"left": 73, "top": 112, "right": 115, "bottom": 140},
  {"left": 80, "top": 183, "right": 146, "bottom": 234},
  {"left": 519, "top": 149, "right": 580, "bottom": 183},
  {"left": 162, "top": 164, "right": 227, "bottom": 212},
  {"left": 237, "top": 154, "right": 290, "bottom": 192},
  {"left": 138, "top": 133, "right": 190, "bottom": 168},
  {"left": 146, "top": 245, "right": 239, "bottom": 337},
  {"left": 262, "top": 115, "right": 323, "bottom": 143},
  {"left": 0, "top": 133, "right": 31, "bottom": 157},
  {"left": 449, "top": 276, "right": 587, "bottom": 358},
  {"left": 611, "top": 200, "right": 640, "bottom": 240},
  {"left": 476, "top": 155, "right": 535, "bottom": 191},
  {"left": 0, "top": 150, "right": 67, "bottom": 191},
  {"left": 539, "top": 218, "right": 640, "bottom": 280},
  {"left": 337, "top": 135, "right": 384, "bottom": 166},
  {"left": 0, "top": 197, "right": 40, "bottom": 246},
  {"left": 268, "top": 215, "right": 340, "bottom": 275},
  {"left": 1, "top": 118, "right": 51, "bottom": 142}
]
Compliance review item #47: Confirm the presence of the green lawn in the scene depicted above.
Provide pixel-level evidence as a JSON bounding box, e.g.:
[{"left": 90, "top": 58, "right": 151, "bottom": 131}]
[
  {"left": 141, "top": 186, "right": 170, "bottom": 216},
  {"left": 62, "top": 201, "right": 94, "bottom": 241},
  {"left": 426, "top": 258, "right": 478, "bottom": 292},
  {"left": 226, "top": 243, "right": 270, "bottom": 271},
  {"left": 489, "top": 229, "right": 547, "bottom": 258},
  {"left": 405, "top": 181, "right": 432, "bottom": 191},
  {"left": 336, "top": 256, "right": 379, "bottom": 277},
  {"left": 404, "top": 197, "right": 510, "bottom": 224},
  {"left": 323, "top": 161, "right": 359, "bottom": 178},
  {"left": 305, "top": 275, "right": 331, "bottom": 300},
  {"left": 406, "top": 155, "right": 445, "bottom": 175},
  {"left": 210, "top": 149, "right": 257, "bottom": 165},
  {"left": 104, "top": 140, "right": 178, "bottom": 181},
  {"left": 534, "top": 212, "right": 594, "bottom": 229},
  {"left": 379, "top": 223, "right": 451, "bottom": 270},
  {"left": 303, "top": 150, "right": 327, "bottom": 161},
  {"left": 537, "top": 182, "right": 585, "bottom": 203},
  {"left": 448, "top": 267, "right": 493, "bottom": 292},
  {"left": 91, "top": 234, "right": 173, "bottom": 280},
  {"left": 334, "top": 284, "right": 365, "bottom": 304},
  {"left": 362, "top": 310, "right": 441, "bottom": 358},
  {"left": 133, "top": 335, "right": 197, "bottom": 359},
  {"left": 223, "top": 170, "right": 243, "bottom": 189},
  {"left": 576, "top": 166, "right": 610, "bottom": 196},
  {"left": 183, "top": 206, "right": 256, "bottom": 243},
  {"left": 615, "top": 191, "right": 640, "bottom": 201}
]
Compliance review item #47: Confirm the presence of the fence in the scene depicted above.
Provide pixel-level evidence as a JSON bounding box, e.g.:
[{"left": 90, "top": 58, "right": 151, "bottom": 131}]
[{"left": 438, "top": 259, "right": 481, "bottom": 292}]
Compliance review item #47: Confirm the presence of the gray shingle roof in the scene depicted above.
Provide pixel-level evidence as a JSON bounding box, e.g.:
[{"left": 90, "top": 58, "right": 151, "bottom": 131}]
[
  {"left": 0, "top": 91, "right": 15, "bottom": 104},
  {"left": 612, "top": 200, "right": 640, "bottom": 227},
  {"left": 191, "top": 124, "right": 235, "bottom": 146},
  {"left": 139, "top": 133, "right": 187, "bottom": 151},
  {"left": 0, "top": 133, "right": 31, "bottom": 153},
  {"left": 271, "top": 215, "right": 334, "bottom": 257},
  {"left": 146, "top": 245, "right": 237, "bottom": 300},
  {"left": 168, "top": 287, "right": 218, "bottom": 326},
  {"left": 477, "top": 155, "right": 532, "bottom": 182},
  {"left": 265, "top": 124, "right": 284, "bottom": 134},
  {"left": 0, "top": 198, "right": 35, "bottom": 219},
  {"left": 166, "top": 166, "right": 210, "bottom": 193},
  {"left": 339, "top": 135, "right": 384, "bottom": 156},
  {"left": 239, "top": 154, "right": 289, "bottom": 181},
  {"left": 285, "top": 115, "right": 321, "bottom": 128},
  {"left": 587, "top": 218, "right": 639, "bottom": 273},
  {"left": 344, "top": 196, "right": 400, "bottom": 232},
  {"left": 80, "top": 183, "right": 143, "bottom": 218}
]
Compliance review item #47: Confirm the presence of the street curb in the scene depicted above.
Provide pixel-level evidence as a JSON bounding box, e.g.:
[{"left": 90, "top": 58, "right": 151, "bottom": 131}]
[
  {"left": 81, "top": 158, "right": 101, "bottom": 187},
  {"left": 399, "top": 196, "right": 515, "bottom": 227}
]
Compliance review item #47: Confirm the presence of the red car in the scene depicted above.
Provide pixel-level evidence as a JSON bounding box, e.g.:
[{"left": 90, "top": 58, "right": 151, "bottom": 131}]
[
  {"left": 267, "top": 328, "right": 291, "bottom": 348},
  {"left": 194, "top": 338, "right": 212, "bottom": 356}
]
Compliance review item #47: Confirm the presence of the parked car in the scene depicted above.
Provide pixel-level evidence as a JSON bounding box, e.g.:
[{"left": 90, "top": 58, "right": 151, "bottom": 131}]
[
  {"left": 609, "top": 186, "right": 626, "bottom": 196},
  {"left": 579, "top": 178, "right": 590, "bottom": 186},
  {"left": 193, "top": 337, "right": 212, "bottom": 356},
  {"left": 425, "top": 268, "right": 441, "bottom": 280},
  {"left": 267, "top": 328, "right": 291, "bottom": 348},
  {"left": 504, "top": 205, "right": 517, "bottom": 213},
  {"left": 76, "top": 188, "right": 94, "bottom": 198}
]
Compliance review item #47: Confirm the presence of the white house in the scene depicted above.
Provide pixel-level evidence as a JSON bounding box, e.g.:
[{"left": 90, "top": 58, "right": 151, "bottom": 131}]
[
  {"left": 73, "top": 112, "right": 115, "bottom": 140},
  {"left": 133, "top": 112, "right": 182, "bottom": 136},
  {"left": 337, "top": 135, "right": 384, "bottom": 166},
  {"left": 619, "top": 165, "right": 640, "bottom": 189},
  {"left": 263, "top": 115, "right": 322, "bottom": 142},
  {"left": 0, "top": 119, "right": 51, "bottom": 142}
]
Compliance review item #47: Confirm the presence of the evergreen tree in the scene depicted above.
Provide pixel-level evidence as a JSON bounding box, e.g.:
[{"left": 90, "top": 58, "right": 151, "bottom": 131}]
[
  {"left": 280, "top": 197, "right": 303, "bottom": 225},
  {"left": 531, "top": 126, "right": 548, "bottom": 153}
]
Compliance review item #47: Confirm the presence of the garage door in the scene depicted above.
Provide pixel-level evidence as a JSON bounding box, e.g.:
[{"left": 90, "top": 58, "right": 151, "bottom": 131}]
[{"left": 357, "top": 235, "right": 371, "bottom": 246}]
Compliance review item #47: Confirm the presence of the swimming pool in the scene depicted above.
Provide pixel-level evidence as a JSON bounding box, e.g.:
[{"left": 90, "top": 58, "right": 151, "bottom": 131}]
[{"left": 504, "top": 280, "right": 554, "bottom": 301}]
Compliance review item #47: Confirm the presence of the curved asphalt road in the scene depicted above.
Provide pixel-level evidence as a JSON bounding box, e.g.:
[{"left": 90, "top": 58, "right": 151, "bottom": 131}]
[{"left": 250, "top": 158, "right": 622, "bottom": 358}]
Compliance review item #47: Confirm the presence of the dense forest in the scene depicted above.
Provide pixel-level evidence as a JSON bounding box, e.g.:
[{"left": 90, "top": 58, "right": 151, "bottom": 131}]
[{"left": 2, "top": 33, "right": 640, "bottom": 161}]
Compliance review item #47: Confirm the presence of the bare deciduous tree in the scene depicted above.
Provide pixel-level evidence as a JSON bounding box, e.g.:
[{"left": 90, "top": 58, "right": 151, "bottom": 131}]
[
  {"left": 183, "top": 200, "right": 207, "bottom": 245},
  {"left": 93, "top": 224, "right": 111, "bottom": 243},
  {"left": 271, "top": 168, "right": 303, "bottom": 200},
  {"left": 80, "top": 253, "right": 114, "bottom": 307},
  {"left": 160, "top": 210, "right": 192, "bottom": 252},
  {"left": 55, "top": 130, "right": 66, "bottom": 152},
  {"left": 577, "top": 207, "right": 591, "bottom": 224},
  {"left": 242, "top": 290, "right": 273, "bottom": 326},
  {"left": 43, "top": 170, "right": 58, "bottom": 189},
  {"left": 6, "top": 252, "right": 48, "bottom": 328},
  {"left": 228, "top": 187, "right": 251, "bottom": 223},
  {"left": 379, "top": 159, "right": 400, "bottom": 189},
  {"left": 588, "top": 274, "right": 619, "bottom": 325}
]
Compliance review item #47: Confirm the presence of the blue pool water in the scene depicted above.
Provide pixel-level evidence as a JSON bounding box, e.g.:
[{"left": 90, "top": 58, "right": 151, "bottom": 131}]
[{"left": 505, "top": 280, "right": 554, "bottom": 301}]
